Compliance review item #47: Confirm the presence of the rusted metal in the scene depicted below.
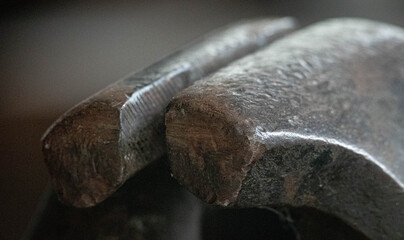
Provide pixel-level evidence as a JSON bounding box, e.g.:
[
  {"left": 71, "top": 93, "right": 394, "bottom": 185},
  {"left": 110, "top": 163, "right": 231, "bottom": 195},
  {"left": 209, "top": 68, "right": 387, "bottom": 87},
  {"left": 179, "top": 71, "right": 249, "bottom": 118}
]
[
  {"left": 25, "top": 160, "right": 203, "bottom": 240},
  {"left": 166, "top": 18, "right": 404, "bottom": 240},
  {"left": 25, "top": 160, "right": 368, "bottom": 240},
  {"left": 41, "top": 18, "right": 297, "bottom": 207}
]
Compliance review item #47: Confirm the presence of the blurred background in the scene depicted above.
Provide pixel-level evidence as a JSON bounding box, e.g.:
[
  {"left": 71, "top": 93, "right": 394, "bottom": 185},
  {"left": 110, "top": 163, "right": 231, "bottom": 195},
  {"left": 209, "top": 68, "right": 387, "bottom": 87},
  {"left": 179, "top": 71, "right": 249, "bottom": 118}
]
[{"left": 0, "top": 1, "right": 403, "bottom": 239}]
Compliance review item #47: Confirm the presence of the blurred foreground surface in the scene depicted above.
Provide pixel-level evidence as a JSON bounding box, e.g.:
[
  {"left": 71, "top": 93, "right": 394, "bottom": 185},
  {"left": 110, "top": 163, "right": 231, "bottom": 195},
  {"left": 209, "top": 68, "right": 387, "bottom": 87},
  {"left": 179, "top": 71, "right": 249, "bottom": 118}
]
[{"left": 1, "top": 1, "right": 404, "bottom": 239}]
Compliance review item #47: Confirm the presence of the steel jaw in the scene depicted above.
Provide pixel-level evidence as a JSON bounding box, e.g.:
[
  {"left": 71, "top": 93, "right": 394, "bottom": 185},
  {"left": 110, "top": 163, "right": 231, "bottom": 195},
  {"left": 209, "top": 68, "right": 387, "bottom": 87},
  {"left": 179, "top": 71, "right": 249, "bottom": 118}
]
[{"left": 166, "top": 18, "right": 404, "bottom": 240}]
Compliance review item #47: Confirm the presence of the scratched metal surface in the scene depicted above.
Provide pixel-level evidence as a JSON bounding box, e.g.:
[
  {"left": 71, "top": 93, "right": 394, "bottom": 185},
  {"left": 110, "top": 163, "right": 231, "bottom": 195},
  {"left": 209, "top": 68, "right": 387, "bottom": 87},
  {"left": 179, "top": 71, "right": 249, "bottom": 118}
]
[
  {"left": 167, "top": 18, "right": 404, "bottom": 239},
  {"left": 42, "top": 17, "right": 297, "bottom": 208},
  {"left": 119, "top": 17, "right": 296, "bottom": 176}
]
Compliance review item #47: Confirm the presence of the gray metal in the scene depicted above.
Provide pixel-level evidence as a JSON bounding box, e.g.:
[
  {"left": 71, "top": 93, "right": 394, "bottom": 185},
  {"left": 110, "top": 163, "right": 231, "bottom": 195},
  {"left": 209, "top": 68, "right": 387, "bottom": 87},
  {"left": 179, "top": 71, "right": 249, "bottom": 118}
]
[
  {"left": 42, "top": 18, "right": 296, "bottom": 207},
  {"left": 166, "top": 18, "right": 404, "bottom": 240},
  {"left": 29, "top": 161, "right": 344, "bottom": 240}
]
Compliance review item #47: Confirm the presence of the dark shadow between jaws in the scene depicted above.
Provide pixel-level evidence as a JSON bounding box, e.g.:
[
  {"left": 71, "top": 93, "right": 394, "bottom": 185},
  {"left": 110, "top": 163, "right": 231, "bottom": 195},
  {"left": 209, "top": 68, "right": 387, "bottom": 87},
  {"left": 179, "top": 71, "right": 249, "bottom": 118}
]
[{"left": 201, "top": 206, "right": 369, "bottom": 240}]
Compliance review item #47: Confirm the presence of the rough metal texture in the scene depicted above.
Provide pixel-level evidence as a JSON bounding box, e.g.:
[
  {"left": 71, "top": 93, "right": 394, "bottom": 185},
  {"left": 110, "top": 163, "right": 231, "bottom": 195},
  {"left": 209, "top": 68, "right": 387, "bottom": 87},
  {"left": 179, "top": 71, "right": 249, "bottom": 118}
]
[
  {"left": 25, "top": 160, "right": 368, "bottom": 240},
  {"left": 26, "top": 160, "right": 203, "bottom": 240},
  {"left": 166, "top": 18, "right": 404, "bottom": 240},
  {"left": 41, "top": 18, "right": 296, "bottom": 207}
]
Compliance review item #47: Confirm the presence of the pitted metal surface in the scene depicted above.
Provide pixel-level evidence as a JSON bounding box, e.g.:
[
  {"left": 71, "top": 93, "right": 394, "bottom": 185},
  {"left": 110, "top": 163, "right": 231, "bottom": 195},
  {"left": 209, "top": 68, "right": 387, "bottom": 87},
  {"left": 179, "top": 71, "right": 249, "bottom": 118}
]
[
  {"left": 166, "top": 18, "right": 404, "bottom": 239},
  {"left": 119, "top": 17, "right": 296, "bottom": 173},
  {"left": 42, "top": 18, "right": 296, "bottom": 207}
]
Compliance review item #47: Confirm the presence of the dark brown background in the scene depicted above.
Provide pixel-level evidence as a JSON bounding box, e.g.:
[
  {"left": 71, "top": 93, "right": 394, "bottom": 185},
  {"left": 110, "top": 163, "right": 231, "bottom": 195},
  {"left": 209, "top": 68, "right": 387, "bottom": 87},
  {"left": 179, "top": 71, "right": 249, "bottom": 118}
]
[{"left": 1, "top": 1, "right": 403, "bottom": 239}]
